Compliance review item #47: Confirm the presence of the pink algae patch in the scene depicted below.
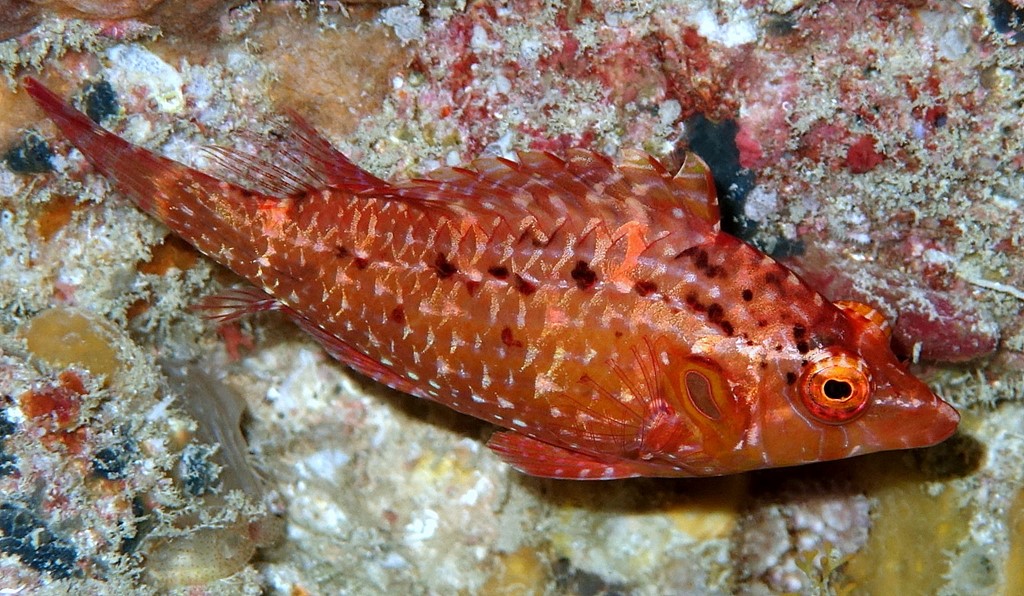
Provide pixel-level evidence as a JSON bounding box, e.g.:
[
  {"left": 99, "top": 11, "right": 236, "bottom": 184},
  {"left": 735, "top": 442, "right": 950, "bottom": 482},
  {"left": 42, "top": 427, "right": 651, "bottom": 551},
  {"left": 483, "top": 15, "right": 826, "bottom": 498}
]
[
  {"left": 783, "top": 245, "right": 998, "bottom": 363},
  {"left": 846, "top": 135, "right": 885, "bottom": 173},
  {"left": 735, "top": 126, "right": 764, "bottom": 169}
]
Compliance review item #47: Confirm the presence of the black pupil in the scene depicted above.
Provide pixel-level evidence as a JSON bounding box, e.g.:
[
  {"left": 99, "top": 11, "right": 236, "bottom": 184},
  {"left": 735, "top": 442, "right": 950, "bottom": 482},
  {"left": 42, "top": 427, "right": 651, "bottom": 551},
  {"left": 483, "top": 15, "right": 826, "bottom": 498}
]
[{"left": 823, "top": 379, "right": 853, "bottom": 400}]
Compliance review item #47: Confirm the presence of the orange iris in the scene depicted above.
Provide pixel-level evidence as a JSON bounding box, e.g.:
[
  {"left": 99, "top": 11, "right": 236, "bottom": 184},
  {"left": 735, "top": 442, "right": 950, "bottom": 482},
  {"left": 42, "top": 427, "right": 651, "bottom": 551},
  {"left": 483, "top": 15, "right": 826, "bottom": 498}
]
[{"left": 799, "top": 349, "right": 872, "bottom": 424}]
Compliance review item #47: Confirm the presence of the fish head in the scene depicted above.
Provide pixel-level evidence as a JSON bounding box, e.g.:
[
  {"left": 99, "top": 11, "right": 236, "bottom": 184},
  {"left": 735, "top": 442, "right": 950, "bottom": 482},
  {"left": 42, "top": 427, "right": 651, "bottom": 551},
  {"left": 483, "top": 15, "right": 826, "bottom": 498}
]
[{"left": 759, "top": 300, "right": 959, "bottom": 468}]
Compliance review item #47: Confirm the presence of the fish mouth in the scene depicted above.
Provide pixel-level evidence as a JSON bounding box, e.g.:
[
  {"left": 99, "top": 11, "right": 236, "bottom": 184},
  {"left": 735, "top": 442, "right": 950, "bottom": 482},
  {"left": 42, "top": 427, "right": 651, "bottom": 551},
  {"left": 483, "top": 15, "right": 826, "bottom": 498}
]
[
  {"left": 874, "top": 358, "right": 961, "bottom": 448},
  {"left": 924, "top": 397, "right": 960, "bottom": 445},
  {"left": 887, "top": 389, "right": 960, "bottom": 449},
  {"left": 857, "top": 375, "right": 960, "bottom": 452}
]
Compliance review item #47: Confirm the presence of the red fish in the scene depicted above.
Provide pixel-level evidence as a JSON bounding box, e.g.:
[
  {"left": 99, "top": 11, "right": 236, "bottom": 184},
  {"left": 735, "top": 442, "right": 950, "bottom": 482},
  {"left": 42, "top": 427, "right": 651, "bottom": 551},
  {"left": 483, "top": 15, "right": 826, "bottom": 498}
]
[{"left": 25, "top": 77, "right": 959, "bottom": 479}]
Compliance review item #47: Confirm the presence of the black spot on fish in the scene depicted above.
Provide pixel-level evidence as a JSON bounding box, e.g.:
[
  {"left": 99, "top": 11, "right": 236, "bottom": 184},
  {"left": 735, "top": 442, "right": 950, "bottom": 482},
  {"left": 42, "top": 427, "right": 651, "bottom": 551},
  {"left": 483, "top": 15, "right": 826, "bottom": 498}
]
[
  {"left": 501, "top": 327, "right": 523, "bottom": 348},
  {"left": 707, "top": 303, "right": 724, "bottom": 322},
  {"left": 334, "top": 245, "right": 349, "bottom": 259},
  {"left": 570, "top": 260, "right": 597, "bottom": 290},
  {"left": 786, "top": 372, "right": 797, "bottom": 385},
  {"left": 634, "top": 280, "right": 657, "bottom": 297},
  {"left": 488, "top": 265, "right": 509, "bottom": 279},
  {"left": 433, "top": 252, "right": 458, "bottom": 279},
  {"left": 742, "top": 289, "right": 753, "bottom": 301},
  {"left": 694, "top": 250, "right": 709, "bottom": 271},
  {"left": 796, "top": 340, "right": 810, "bottom": 354},
  {"left": 685, "top": 292, "right": 707, "bottom": 312},
  {"left": 793, "top": 325, "right": 806, "bottom": 340},
  {"left": 119, "top": 497, "right": 149, "bottom": 555},
  {"left": 390, "top": 305, "right": 406, "bottom": 324},
  {"left": 514, "top": 274, "right": 537, "bottom": 296}
]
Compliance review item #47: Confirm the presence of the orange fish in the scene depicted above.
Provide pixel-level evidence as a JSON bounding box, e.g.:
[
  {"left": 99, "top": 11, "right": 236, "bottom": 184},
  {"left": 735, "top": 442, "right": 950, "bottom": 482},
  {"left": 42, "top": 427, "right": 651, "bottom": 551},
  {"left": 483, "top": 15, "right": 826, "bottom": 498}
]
[{"left": 25, "top": 77, "right": 959, "bottom": 479}]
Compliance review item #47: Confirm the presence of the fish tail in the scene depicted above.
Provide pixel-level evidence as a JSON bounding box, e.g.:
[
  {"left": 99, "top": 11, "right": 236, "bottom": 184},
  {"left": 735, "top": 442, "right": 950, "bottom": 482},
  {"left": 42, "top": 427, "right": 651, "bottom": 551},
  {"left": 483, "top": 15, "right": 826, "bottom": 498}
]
[
  {"left": 24, "top": 77, "right": 227, "bottom": 223},
  {"left": 24, "top": 77, "right": 267, "bottom": 272}
]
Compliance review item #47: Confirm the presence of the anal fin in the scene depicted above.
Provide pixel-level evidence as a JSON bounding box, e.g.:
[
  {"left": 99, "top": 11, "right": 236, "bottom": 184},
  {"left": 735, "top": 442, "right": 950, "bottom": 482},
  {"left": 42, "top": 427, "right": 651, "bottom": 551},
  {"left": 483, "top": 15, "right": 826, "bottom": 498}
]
[
  {"left": 195, "top": 285, "right": 426, "bottom": 400},
  {"left": 486, "top": 431, "right": 646, "bottom": 480},
  {"left": 285, "top": 310, "right": 426, "bottom": 399}
]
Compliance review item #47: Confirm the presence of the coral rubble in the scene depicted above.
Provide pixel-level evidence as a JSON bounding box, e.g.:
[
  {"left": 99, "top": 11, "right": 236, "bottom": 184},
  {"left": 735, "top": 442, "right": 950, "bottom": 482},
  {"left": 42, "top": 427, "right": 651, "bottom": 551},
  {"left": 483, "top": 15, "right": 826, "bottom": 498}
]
[{"left": 1, "top": 1, "right": 1022, "bottom": 593}]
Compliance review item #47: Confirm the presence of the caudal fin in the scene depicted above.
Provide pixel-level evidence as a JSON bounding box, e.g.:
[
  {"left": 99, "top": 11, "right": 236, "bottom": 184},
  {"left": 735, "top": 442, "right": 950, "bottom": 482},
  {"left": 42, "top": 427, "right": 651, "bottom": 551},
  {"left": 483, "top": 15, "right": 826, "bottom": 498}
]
[{"left": 23, "top": 77, "right": 217, "bottom": 219}]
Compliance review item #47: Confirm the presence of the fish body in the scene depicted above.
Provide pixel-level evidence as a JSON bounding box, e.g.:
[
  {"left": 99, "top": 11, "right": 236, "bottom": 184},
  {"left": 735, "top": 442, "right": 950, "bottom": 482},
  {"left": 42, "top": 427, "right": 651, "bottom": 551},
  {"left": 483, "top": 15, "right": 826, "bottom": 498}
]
[{"left": 25, "top": 78, "right": 959, "bottom": 479}]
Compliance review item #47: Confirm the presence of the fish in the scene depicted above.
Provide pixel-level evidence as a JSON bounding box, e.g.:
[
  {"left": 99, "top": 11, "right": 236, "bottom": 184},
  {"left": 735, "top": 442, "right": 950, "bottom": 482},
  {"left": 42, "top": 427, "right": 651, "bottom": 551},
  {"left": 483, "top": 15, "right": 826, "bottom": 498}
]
[{"left": 24, "top": 77, "right": 959, "bottom": 479}]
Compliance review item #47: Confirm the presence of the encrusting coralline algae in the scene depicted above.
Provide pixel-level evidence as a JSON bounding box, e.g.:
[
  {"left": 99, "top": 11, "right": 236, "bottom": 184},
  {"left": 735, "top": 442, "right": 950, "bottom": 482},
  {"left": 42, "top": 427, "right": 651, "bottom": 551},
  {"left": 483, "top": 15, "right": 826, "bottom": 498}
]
[{"left": 0, "top": 1, "right": 1023, "bottom": 593}]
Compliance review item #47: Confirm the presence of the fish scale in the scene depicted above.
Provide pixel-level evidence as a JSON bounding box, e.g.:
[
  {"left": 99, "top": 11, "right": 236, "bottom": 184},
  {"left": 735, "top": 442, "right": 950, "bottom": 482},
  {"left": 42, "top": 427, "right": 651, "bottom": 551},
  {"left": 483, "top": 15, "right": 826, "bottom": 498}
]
[{"left": 25, "top": 78, "right": 959, "bottom": 479}]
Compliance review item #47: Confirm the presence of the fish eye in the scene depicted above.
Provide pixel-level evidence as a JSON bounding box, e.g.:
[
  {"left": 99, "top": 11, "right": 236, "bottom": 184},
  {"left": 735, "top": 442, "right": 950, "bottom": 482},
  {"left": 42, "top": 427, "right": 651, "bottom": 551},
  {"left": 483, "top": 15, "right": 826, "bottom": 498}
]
[
  {"left": 822, "top": 378, "right": 852, "bottom": 400},
  {"left": 798, "top": 349, "right": 871, "bottom": 424}
]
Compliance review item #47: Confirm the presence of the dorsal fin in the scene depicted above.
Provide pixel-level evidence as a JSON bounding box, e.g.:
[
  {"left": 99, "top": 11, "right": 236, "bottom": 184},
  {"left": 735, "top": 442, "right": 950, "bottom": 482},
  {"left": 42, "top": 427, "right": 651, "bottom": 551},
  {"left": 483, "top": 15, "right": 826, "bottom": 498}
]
[
  {"left": 201, "top": 111, "right": 399, "bottom": 200},
  {"left": 618, "top": 150, "right": 719, "bottom": 227},
  {"left": 835, "top": 300, "right": 893, "bottom": 339},
  {"left": 201, "top": 145, "right": 319, "bottom": 198},
  {"left": 374, "top": 149, "right": 721, "bottom": 239},
  {"left": 174, "top": 101, "right": 720, "bottom": 235},
  {"left": 281, "top": 109, "right": 394, "bottom": 194}
]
